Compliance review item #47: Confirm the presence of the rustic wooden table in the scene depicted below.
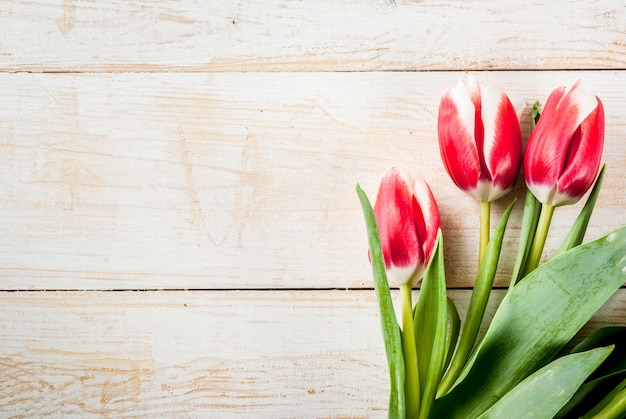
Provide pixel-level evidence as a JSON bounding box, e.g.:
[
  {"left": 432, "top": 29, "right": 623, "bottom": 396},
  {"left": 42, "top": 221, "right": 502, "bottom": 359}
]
[{"left": 1, "top": 1, "right": 625, "bottom": 417}]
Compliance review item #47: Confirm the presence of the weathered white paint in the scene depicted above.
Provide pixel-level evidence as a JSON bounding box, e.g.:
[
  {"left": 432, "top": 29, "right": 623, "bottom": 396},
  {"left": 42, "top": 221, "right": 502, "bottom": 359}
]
[
  {"left": 1, "top": 1, "right": 624, "bottom": 72},
  {"left": 1, "top": 71, "right": 625, "bottom": 290},
  {"left": 1, "top": 290, "right": 623, "bottom": 417},
  {"left": 1, "top": 0, "right": 625, "bottom": 415}
]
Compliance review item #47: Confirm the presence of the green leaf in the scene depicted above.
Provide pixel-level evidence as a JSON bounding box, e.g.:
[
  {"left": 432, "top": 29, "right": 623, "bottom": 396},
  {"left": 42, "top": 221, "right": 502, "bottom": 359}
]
[
  {"left": 432, "top": 225, "right": 626, "bottom": 418},
  {"left": 531, "top": 100, "right": 541, "bottom": 129},
  {"left": 437, "top": 200, "right": 515, "bottom": 397},
  {"left": 571, "top": 326, "right": 626, "bottom": 385},
  {"left": 510, "top": 99, "right": 541, "bottom": 287},
  {"left": 442, "top": 297, "right": 461, "bottom": 375},
  {"left": 477, "top": 346, "right": 614, "bottom": 419},
  {"left": 582, "top": 376, "right": 626, "bottom": 419},
  {"left": 356, "top": 184, "right": 405, "bottom": 419},
  {"left": 556, "top": 327, "right": 626, "bottom": 418},
  {"left": 414, "top": 231, "right": 447, "bottom": 419},
  {"left": 555, "top": 369, "right": 626, "bottom": 419},
  {"left": 510, "top": 189, "right": 541, "bottom": 287},
  {"left": 556, "top": 164, "right": 605, "bottom": 255},
  {"left": 572, "top": 326, "right": 626, "bottom": 354}
]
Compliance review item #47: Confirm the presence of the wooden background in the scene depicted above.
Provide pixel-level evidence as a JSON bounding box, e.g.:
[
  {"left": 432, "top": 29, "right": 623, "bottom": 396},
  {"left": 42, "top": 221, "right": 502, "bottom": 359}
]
[{"left": 1, "top": 0, "right": 625, "bottom": 416}]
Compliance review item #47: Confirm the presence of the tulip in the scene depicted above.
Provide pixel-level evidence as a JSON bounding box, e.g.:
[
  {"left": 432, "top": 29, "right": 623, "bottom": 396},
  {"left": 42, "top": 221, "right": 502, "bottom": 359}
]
[
  {"left": 438, "top": 76, "right": 523, "bottom": 202},
  {"left": 524, "top": 80, "right": 605, "bottom": 207},
  {"left": 522, "top": 80, "right": 605, "bottom": 276},
  {"left": 438, "top": 76, "right": 523, "bottom": 260},
  {"left": 373, "top": 166, "right": 441, "bottom": 287},
  {"left": 372, "top": 166, "right": 441, "bottom": 418}
]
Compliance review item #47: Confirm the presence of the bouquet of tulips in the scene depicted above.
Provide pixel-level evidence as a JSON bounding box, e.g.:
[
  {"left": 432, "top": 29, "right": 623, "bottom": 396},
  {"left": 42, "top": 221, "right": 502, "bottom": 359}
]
[{"left": 357, "top": 77, "right": 626, "bottom": 419}]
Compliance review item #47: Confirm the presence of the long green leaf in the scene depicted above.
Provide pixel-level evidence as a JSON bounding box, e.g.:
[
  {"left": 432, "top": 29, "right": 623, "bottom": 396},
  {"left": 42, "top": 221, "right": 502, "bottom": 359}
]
[
  {"left": 572, "top": 327, "right": 626, "bottom": 382},
  {"left": 432, "top": 225, "right": 626, "bottom": 418},
  {"left": 414, "top": 231, "right": 447, "bottom": 419},
  {"left": 442, "top": 297, "right": 461, "bottom": 375},
  {"left": 356, "top": 184, "right": 405, "bottom": 419},
  {"left": 555, "top": 369, "right": 626, "bottom": 419},
  {"left": 478, "top": 346, "right": 614, "bottom": 419},
  {"left": 556, "top": 164, "right": 606, "bottom": 255},
  {"left": 572, "top": 326, "right": 626, "bottom": 354},
  {"left": 556, "top": 326, "right": 626, "bottom": 418},
  {"left": 583, "top": 376, "right": 626, "bottom": 418}
]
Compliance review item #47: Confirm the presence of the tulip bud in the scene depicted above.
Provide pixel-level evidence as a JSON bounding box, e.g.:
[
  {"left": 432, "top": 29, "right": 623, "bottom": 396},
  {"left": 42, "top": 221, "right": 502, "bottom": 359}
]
[
  {"left": 373, "top": 166, "right": 441, "bottom": 287},
  {"left": 524, "top": 80, "right": 605, "bottom": 207},
  {"left": 438, "top": 76, "right": 523, "bottom": 202}
]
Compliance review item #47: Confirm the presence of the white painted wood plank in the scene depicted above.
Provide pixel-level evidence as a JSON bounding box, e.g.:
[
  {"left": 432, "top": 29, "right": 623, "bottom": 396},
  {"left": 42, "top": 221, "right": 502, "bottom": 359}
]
[
  {"left": 1, "top": 289, "right": 623, "bottom": 416},
  {"left": 1, "top": 0, "right": 625, "bottom": 72},
  {"left": 1, "top": 71, "right": 625, "bottom": 290}
]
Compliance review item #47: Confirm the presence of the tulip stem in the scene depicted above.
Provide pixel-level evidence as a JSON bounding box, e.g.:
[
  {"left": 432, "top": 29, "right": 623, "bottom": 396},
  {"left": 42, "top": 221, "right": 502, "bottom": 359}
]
[
  {"left": 479, "top": 200, "right": 490, "bottom": 263},
  {"left": 523, "top": 202, "right": 555, "bottom": 277},
  {"left": 399, "top": 283, "right": 420, "bottom": 418}
]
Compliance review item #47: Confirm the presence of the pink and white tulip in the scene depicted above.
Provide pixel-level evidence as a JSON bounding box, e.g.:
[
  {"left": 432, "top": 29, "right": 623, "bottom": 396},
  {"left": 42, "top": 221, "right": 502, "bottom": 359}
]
[
  {"left": 524, "top": 80, "right": 605, "bottom": 207},
  {"left": 438, "top": 76, "right": 523, "bottom": 202},
  {"left": 373, "top": 166, "right": 441, "bottom": 287}
]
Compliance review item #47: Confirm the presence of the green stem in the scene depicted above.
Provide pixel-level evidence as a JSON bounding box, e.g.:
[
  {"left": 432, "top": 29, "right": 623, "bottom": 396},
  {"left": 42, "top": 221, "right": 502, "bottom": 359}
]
[
  {"left": 436, "top": 201, "right": 515, "bottom": 399},
  {"left": 523, "top": 203, "right": 555, "bottom": 277},
  {"left": 400, "top": 283, "right": 420, "bottom": 418},
  {"left": 479, "top": 200, "right": 490, "bottom": 263}
]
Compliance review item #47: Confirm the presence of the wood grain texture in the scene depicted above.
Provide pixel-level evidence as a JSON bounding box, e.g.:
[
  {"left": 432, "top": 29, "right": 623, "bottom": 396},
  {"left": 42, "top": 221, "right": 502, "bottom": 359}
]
[
  {"left": 1, "top": 289, "right": 624, "bottom": 417},
  {"left": 1, "top": 0, "right": 625, "bottom": 72},
  {"left": 1, "top": 71, "right": 625, "bottom": 290},
  {"left": 2, "top": 0, "right": 625, "bottom": 415}
]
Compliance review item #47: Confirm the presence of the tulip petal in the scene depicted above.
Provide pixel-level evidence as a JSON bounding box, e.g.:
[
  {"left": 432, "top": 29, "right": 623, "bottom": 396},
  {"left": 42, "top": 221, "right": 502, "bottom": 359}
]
[
  {"left": 481, "top": 85, "right": 523, "bottom": 201},
  {"left": 524, "top": 86, "right": 568, "bottom": 197},
  {"left": 374, "top": 167, "right": 422, "bottom": 285},
  {"left": 438, "top": 86, "right": 481, "bottom": 193},
  {"left": 375, "top": 170, "right": 420, "bottom": 263},
  {"left": 554, "top": 98, "right": 604, "bottom": 205},
  {"left": 438, "top": 77, "right": 521, "bottom": 202},
  {"left": 386, "top": 265, "right": 421, "bottom": 288},
  {"left": 373, "top": 167, "right": 441, "bottom": 287},
  {"left": 412, "top": 173, "right": 442, "bottom": 274},
  {"left": 525, "top": 81, "right": 603, "bottom": 206},
  {"left": 526, "top": 82, "right": 598, "bottom": 186},
  {"left": 464, "top": 77, "right": 484, "bottom": 146},
  {"left": 464, "top": 75, "right": 482, "bottom": 107}
]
